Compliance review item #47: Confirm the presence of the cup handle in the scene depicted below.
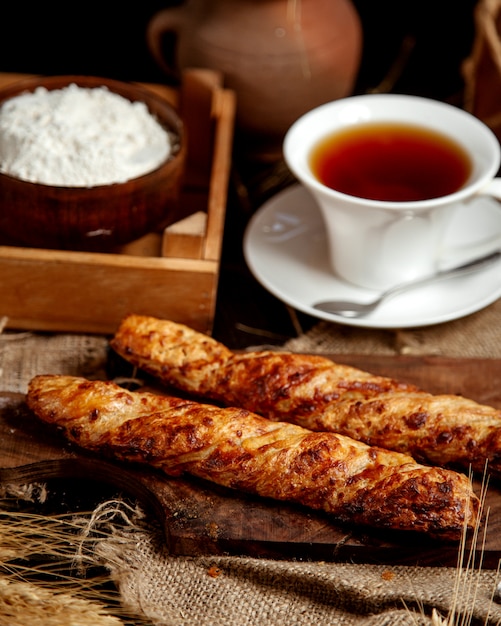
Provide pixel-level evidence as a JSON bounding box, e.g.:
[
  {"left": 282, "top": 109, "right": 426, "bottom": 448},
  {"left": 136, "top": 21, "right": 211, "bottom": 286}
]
[
  {"left": 477, "top": 176, "right": 501, "bottom": 202},
  {"left": 146, "top": 8, "right": 185, "bottom": 80},
  {"left": 439, "top": 177, "right": 501, "bottom": 269}
]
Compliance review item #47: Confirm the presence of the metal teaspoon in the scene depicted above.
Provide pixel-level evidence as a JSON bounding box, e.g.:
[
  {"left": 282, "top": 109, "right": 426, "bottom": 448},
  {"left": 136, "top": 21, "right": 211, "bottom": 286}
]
[{"left": 313, "top": 250, "right": 501, "bottom": 318}]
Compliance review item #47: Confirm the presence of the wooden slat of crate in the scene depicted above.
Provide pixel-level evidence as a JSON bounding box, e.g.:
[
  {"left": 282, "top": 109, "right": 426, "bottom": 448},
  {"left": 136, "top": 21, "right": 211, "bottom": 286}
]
[
  {"left": 0, "top": 69, "right": 236, "bottom": 335},
  {"left": 1, "top": 246, "right": 218, "bottom": 334}
]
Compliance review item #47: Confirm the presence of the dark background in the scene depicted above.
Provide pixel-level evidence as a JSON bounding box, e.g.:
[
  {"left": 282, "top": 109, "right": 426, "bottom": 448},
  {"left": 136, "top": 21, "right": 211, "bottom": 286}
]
[{"left": 0, "top": 1, "right": 479, "bottom": 101}]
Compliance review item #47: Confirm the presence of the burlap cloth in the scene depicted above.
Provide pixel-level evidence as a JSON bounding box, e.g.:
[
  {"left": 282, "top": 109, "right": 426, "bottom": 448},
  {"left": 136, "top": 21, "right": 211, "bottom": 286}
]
[
  {"left": 284, "top": 298, "right": 501, "bottom": 358},
  {"left": 2, "top": 304, "right": 501, "bottom": 625}
]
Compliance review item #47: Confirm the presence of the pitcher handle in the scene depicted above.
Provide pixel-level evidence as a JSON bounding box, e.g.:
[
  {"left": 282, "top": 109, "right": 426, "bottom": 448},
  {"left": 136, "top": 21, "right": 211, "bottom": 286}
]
[{"left": 146, "top": 8, "right": 185, "bottom": 80}]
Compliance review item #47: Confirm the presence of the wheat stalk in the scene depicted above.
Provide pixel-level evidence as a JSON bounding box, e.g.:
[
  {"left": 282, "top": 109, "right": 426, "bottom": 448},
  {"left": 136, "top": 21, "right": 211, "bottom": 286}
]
[
  {"left": 406, "top": 467, "right": 500, "bottom": 625},
  {"left": 0, "top": 485, "right": 153, "bottom": 626}
]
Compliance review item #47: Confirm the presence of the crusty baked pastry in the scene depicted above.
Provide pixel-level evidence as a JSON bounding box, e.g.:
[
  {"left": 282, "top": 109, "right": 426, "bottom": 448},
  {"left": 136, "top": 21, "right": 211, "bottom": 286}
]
[
  {"left": 26, "top": 374, "right": 479, "bottom": 540},
  {"left": 110, "top": 314, "right": 501, "bottom": 478}
]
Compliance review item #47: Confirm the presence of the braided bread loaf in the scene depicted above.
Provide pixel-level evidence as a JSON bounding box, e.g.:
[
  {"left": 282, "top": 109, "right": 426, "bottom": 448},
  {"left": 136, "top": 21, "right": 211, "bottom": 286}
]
[
  {"left": 110, "top": 314, "right": 501, "bottom": 478},
  {"left": 27, "top": 374, "right": 479, "bottom": 539}
]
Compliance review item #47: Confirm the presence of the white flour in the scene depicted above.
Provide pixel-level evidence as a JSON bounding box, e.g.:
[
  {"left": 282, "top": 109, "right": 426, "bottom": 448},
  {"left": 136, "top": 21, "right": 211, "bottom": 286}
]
[{"left": 0, "top": 83, "right": 173, "bottom": 187}]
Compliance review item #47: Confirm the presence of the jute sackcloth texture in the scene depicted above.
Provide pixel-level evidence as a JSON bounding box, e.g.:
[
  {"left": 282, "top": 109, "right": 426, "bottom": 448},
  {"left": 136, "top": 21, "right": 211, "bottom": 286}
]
[
  {"left": 284, "top": 298, "right": 501, "bottom": 358},
  {"left": 1, "top": 313, "right": 501, "bottom": 625}
]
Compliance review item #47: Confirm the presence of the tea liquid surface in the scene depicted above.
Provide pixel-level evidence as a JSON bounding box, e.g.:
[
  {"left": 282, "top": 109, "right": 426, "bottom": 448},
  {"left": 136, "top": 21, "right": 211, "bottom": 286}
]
[{"left": 309, "top": 122, "right": 472, "bottom": 202}]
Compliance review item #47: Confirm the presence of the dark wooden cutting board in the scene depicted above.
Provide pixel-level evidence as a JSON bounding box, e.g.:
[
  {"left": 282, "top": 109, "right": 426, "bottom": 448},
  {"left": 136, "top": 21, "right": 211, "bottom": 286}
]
[{"left": 1, "top": 353, "right": 501, "bottom": 568}]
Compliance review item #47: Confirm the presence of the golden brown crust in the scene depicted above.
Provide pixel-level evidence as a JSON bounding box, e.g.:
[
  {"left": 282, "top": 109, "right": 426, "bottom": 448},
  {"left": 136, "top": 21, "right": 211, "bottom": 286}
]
[
  {"left": 26, "top": 374, "right": 479, "bottom": 539},
  {"left": 110, "top": 314, "right": 501, "bottom": 477}
]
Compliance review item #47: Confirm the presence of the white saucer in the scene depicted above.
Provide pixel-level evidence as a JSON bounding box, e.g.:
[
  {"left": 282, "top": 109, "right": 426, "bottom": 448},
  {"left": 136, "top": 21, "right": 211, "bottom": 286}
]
[{"left": 243, "top": 185, "right": 501, "bottom": 329}]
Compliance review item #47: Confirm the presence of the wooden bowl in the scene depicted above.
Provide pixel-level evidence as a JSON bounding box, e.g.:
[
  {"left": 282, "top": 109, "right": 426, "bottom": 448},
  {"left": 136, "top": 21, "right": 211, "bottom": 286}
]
[{"left": 0, "top": 75, "right": 186, "bottom": 251}]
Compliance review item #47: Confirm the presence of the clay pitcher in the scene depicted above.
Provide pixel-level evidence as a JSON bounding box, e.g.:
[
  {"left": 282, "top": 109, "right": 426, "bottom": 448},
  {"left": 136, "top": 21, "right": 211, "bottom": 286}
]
[{"left": 147, "top": 0, "right": 363, "bottom": 160}]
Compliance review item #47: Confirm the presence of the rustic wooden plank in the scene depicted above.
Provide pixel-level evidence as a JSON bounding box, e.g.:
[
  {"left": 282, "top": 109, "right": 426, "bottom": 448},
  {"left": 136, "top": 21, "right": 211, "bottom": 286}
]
[{"left": 1, "top": 355, "right": 501, "bottom": 567}]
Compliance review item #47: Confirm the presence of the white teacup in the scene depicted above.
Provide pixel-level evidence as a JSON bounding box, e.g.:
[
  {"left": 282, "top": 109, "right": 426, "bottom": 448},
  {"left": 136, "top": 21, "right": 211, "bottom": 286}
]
[{"left": 283, "top": 94, "right": 501, "bottom": 290}]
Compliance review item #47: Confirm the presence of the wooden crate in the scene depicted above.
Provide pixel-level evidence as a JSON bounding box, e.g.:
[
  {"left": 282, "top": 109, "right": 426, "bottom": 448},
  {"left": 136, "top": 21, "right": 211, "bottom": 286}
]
[{"left": 0, "top": 69, "right": 236, "bottom": 335}]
